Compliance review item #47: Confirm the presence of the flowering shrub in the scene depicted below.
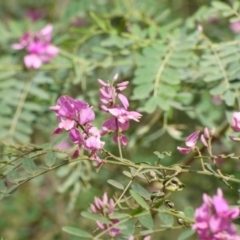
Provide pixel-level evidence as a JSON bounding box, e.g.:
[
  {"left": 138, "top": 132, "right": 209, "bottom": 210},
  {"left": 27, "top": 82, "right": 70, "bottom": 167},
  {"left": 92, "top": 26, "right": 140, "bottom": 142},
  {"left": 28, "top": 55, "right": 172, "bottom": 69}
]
[
  {"left": 2, "top": 0, "right": 240, "bottom": 239},
  {"left": 99, "top": 76, "right": 142, "bottom": 146}
]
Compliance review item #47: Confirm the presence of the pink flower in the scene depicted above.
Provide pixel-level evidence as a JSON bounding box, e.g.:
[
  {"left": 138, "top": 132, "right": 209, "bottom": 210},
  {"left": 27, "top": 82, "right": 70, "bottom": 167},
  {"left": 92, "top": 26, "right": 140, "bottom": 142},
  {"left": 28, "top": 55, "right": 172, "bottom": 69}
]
[
  {"left": 26, "top": 8, "right": 46, "bottom": 22},
  {"left": 99, "top": 77, "right": 142, "bottom": 146},
  {"left": 50, "top": 95, "right": 89, "bottom": 132},
  {"left": 102, "top": 107, "right": 142, "bottom": 146},
  {"left": 231, "top": 112, "right": 240, "bottom": 132},
  {"left": 200, "top": 134, "right": 208, "bottom": 147},
  {"left": 230, "top": 21, "right": 240, "bottom": 33},
  {"left": 108, "top": 107, "right": 142, "bottom": 125},
  {"left": 192, "top": 188, "right": 240, "bottom": 240},
  {"left": 12, "top": 24, "right": 58, "bottom": 69},
  {"left": 90, "top": 193, "right": 120, "bottom": 237},
  {"left": 50, "top": 96, "right": 104, "bottom": 164},
  {"left": 229, "top": 136, "right": 240, "bottom": 142},
  {"left": 177, "top": 131, "right": 200, "bottom": 154}
]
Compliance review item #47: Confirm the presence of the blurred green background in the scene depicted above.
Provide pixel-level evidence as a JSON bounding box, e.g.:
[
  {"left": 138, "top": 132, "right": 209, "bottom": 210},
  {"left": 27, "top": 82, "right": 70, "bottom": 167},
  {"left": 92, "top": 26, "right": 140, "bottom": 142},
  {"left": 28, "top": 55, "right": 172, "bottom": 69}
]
[{"left": 1, "top": 0, "right": 240, "bottom": 239}]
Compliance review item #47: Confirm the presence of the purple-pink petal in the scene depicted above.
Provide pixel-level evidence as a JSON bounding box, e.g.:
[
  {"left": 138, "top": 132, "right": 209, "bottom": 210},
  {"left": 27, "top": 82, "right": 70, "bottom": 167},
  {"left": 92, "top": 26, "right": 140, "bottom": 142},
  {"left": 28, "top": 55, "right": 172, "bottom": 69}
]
[
  {"left": 85, "top": 136, "right": 104, "bottom": 150},
  {"left": 177, "top": 146, "right": 192, "bottom": 154},
  {"left": 232, "top": 112, "right": 240, "bottom": 132},
  {"left": 113, "top": 134, "right": 128, "bottom": 146},
  {"left": 118, "top": 93, "right": 129, "bottom": 109},
  {"left": 71, "top": 149, "right": 79, "bottom": 158},
  {"left": 116, "top": 81, "right": 129, "bottom": 91},
  {"left": 201, "top": 134, "right": 208, "bottom": 147},
  {"left": 24, "top": 54, "right": 42, "bottom": 69},
  {"left": 52, "top": 127, "right": 64, "bottom": 134},
  {"left": 127, "top": 111, "right": 142, "bottom": 122},
  {"left": 102, "top": 118, "right": 117, "bottom": 131},
  {"left": 98, "top": 79, "right": 108, "bottom": 87},
  {"left": 69, "top": 128, "right": 84, "bottom": 144},
  {"left": 78, "top": 107, "right": 95, "bottom": 125},
  {"left": 58, "top": 119, "right": 75, "bottom": 131},
  {"left": 185, "top": 131, "right": 200, "bottom": 147}
]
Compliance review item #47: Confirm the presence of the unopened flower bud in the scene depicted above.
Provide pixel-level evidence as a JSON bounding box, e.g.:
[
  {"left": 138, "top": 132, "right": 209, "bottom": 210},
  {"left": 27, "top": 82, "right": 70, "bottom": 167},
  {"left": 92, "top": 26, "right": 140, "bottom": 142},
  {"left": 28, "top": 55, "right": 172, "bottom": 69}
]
[
  {"left": 201, "top": 134, "right": 208, "bottom": 147},
  {"left": 204, "top": 127, "right": 210, "bottom": 139},
  {"left": 113, "top": 73, "right": 119, "bottom": 80},
  {"left": 231, "top": 112, "right": 240, "bottom": 132},
  {"left": 229, "top": 136, "right": 240, "bottom": 142}
]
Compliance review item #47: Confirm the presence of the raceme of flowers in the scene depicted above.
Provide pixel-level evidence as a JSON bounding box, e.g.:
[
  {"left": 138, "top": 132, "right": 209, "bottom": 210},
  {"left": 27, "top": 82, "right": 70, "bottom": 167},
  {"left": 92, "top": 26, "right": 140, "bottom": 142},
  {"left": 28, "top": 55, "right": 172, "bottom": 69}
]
[
  {"left": 12, "top": 24, "right": 58, "bottom": 69},
  {"left": 178, "top": 112, "right": 240, "bottom": 150},
  {"left": 177, "top": 127, "right": 215, "bottom": 154},
  {"left": 192, "top": 188, "right": 240, "bottom": 240},
  {"left": 99, "top": 74, "right": 142, "bottom": 146},
  {"left": 50, "top": 76, "right": 142, "bottom": 163},
  {"left": 90, "top": 193, "right": 120, "bottom": 237}
]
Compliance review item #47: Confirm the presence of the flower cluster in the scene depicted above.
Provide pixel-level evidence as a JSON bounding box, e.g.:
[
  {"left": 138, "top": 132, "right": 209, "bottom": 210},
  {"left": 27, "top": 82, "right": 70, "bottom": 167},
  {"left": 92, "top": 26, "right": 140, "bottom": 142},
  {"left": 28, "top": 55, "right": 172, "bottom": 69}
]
[
  {"left": 12, "top": 24, "right": 58, "bottom": 69},
  {"left": 99, "top": 75, "right": 142, "bottom": 146},
  {"left": 50, "top": 95, "right": 104, "bottom": 164},
  {"left": 90, "top": 193, "right": 120, "bottom": 237},
  {"left": 50, "top": 75, "right": 142, "bottom": 162},
  {"left": 177, "top": 127, "right": 215, "bottom": 154},
  {"left": 192, "top": 188, "right": 240, "bottom": 240},
  {"left": 230, "top": 112, "right": 240, "bottom": 142},
  {"left": 200, "top": 127, "right": 215, "bottom": 147}
]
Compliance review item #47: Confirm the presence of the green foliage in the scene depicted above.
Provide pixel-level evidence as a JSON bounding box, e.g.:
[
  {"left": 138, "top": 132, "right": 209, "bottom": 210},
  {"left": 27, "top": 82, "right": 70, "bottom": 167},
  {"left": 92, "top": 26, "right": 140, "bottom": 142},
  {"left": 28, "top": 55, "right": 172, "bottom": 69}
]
[
  {"left": 130, "top": 190, "right": 149, "bottom": 209},
  {"left": 177, "top": 229, "right": 195, "bottom": 240},
  {"left": 1, "top": 0, "right": 240, "bottom": 239},
  {"left": 62, "top": 227, "right": 92, "bottom": 238},
  {"left": 158, "top": 207, "right": 174, "bottom": 226},
  {"left": 138, "top": 212, "right": 154, "bottom": 230},
  {"left": 81, "top": 211, "right": 111, "bottom": 224}
]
